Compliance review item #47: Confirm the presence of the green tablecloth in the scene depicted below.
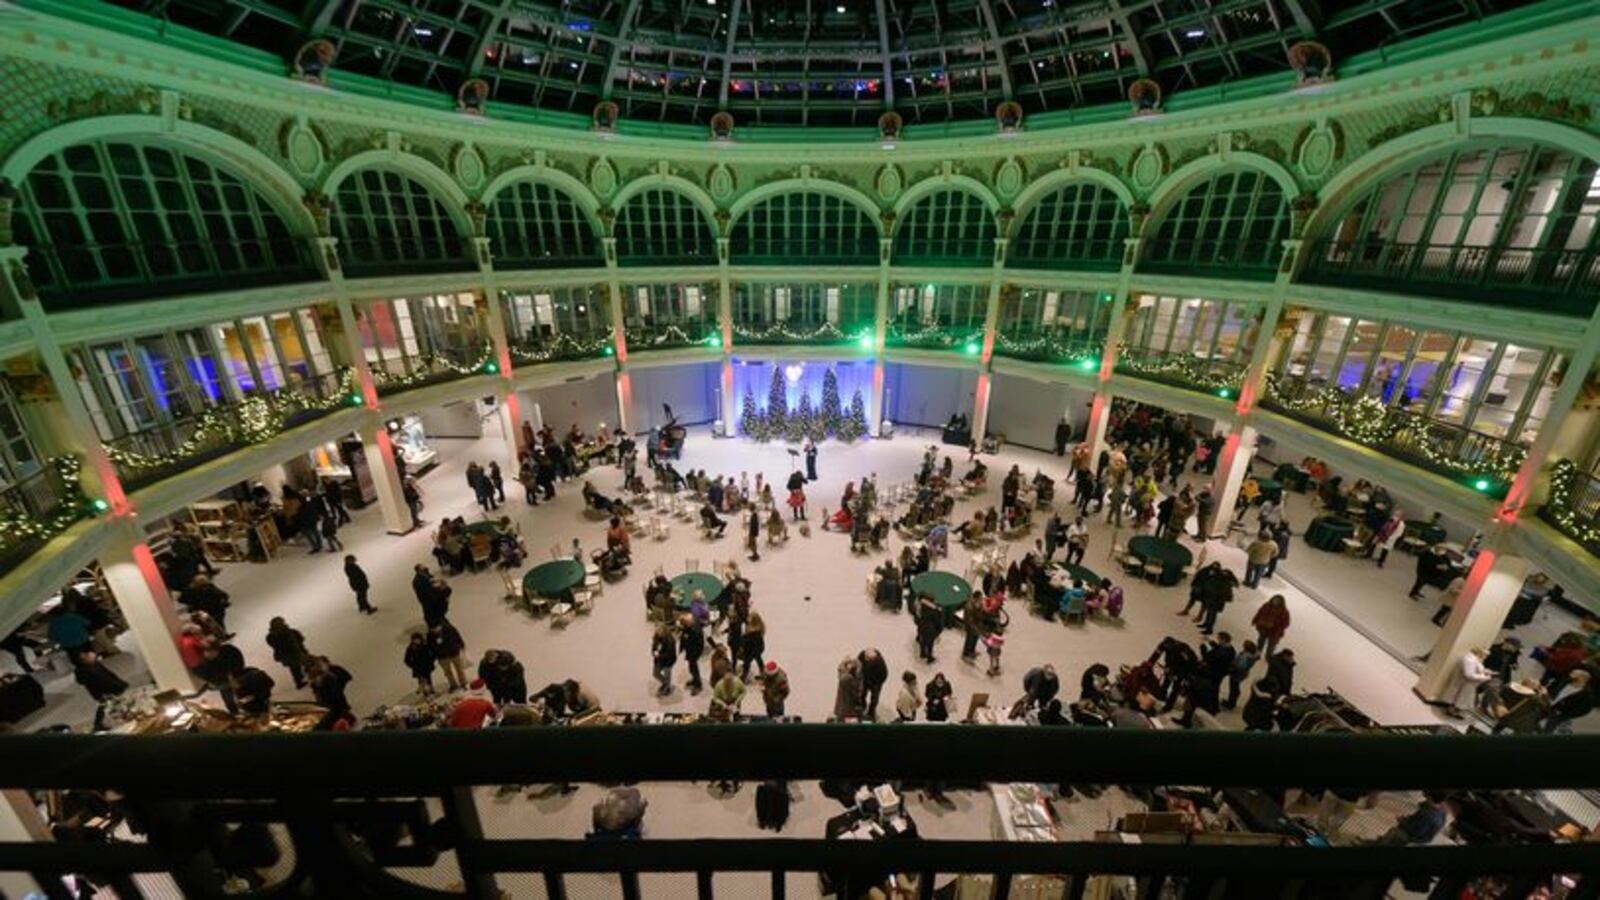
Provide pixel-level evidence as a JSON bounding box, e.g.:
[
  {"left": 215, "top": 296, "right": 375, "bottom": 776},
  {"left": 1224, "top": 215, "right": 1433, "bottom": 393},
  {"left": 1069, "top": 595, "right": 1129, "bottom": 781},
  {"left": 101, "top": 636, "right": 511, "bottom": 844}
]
[
  {"left": 1305, "top": 516, "right": 1356, "bottom": 552},
  {"left": 465, "top": 520, "right": 504, "bottom": 538},
  {"left": 1255, "top": 477, "right": 1283, "bottom": 503},
  {"left": 671, "top": 572, "right": 724, "bottom": 608},
  {"left": 1273, "top": 463, "right": 1311, "bottom": 492},
  {"left": 523, "top": 559, "right": 584, "bottom": 599},
  {"left": 911, "top": 571, "right": 971, "bottom": 610},
  {"left": 1405, "top": 520, "right": 1447, "bottom": 546},
  {"left": 1056, "top": 563, "right": 1101, "bottom": 588},
  {"left": 1127, "top": 536, "right": 1192, "bottom": 586}
]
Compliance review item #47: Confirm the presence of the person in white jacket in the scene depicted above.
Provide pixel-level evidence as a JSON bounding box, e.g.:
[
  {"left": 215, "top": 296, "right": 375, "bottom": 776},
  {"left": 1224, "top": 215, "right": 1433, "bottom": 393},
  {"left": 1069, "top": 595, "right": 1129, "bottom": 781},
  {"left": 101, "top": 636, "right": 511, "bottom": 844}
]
[{"left": 1454, "top": 647, "right": 1492, "bottom": 712}]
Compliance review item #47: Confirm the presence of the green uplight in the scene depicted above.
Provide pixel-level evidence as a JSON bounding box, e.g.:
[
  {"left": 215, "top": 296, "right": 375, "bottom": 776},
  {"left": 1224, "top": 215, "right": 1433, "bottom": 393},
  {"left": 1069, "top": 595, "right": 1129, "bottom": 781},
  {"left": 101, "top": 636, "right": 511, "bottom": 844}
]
[
  {"left": 858, "top": 334, "right": 874, "bottom": 350},
  {"left": 90, "top": 498, "right": 109, "bottom": 513},
  {"left": 349, "top": 393, "right": 364, "bottom": 406},
  {"left": 709, "top": 335, "right": 723, "bottom": 348},
  {"left": 603, "top": 345, "right": 615, "bottom": 356},
  {"left": 1077, "top": 358, "right": 1098, "bottom": 371},
  {"left": 482, "top": 361, "right": 499, "bottom": 374},
  {"left": 964, "top": 342, "right": 980, "bottom": 356},
  {"left": 1473, "top": 478, "right": 1493, "bottom": 492},
  {"left": 1216, "top": 388, "right": 1231, "bottom": 399}
]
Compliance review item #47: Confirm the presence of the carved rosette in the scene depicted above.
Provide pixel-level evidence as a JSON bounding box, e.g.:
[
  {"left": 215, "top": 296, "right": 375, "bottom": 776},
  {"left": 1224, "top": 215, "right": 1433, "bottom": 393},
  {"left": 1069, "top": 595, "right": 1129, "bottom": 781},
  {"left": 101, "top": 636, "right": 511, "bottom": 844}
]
[
  {"left": 457, "top": 79, "right": 490, "bottom": 115},
  {"left": 291, "top": 40, "right": 336, "bottom": 84}
]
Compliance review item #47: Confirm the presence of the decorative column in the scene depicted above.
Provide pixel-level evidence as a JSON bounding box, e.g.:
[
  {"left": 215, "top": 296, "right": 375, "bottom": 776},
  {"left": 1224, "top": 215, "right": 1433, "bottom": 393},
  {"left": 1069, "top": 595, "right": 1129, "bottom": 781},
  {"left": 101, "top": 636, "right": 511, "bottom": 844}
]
[
  {"left": 100, "top": 520, "right": 194, "bottom": 692},
  {"left": 1498, "top": 300, "right": 1600, "bottom": 516},
  {"left": 870, "top": 230, "right": 893, "bottom": 436},
  {"left": 475, "top": 236, "right": 524, "bottom": 466},
  {"left": 970, "top": 235, "right": 1007, "bottom": 443},
  {"left": 717, "top": 233, "right": 736, "bottom": 434},
  {"left": 601, "top": 232, "right": 630, "bottom": 432},
  {"left": 329, "top": 295, "right": 412, "bottom": 535},
  {"left": 1083, "top": 236, "right": 1142, "bottom": 462},
  {"left": 1415, "top": 538, "right": 1531, "bottom": 703},
  {"left": 1203, "top": 286, "right": 1287, "bottom": 539}
]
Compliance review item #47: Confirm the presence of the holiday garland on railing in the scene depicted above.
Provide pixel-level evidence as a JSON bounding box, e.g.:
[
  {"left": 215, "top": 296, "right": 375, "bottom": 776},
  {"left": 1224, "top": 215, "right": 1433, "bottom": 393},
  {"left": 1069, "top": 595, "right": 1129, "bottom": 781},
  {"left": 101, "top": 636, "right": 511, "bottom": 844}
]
[
  {"left": 511, "top": 334, "right": 612, "bottom": 364},
  {"left": 993, "top": 332, "right": 1100, "bottom": 364},
  {"left": 733, "top": 321, "right": 867, "bottom": 345},
  {"left": 741, "top": 366, "right": 870, "bottom": 444},
  {"left": 1540, "top": 459, "right": 1600, "bottom": 553},
  {"left": 104, "top": 370, "right": 358, "bottom": 475},
  {"left": 1113, "top": 349, "right": 1245, "bottom": 393},
  {"left": 372, "top": 345, "right": 496, "bottom": 390},
  {"left": 623, "top": 324, "right": 717, "bottom": 350},
  {"left": 0, "top": 456, "right": 94, "bottom": 556},
  {"left": 884, "top": 324, "right": 983, "bottom": 351}
]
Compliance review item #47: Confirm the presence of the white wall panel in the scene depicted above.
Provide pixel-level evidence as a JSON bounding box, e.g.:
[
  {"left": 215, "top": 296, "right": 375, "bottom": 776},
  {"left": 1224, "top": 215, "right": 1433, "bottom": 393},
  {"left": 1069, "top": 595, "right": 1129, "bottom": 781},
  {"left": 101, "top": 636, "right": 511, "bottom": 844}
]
[
  {"left": 630, "top": 363, "right": 718, "bottom": 433},
  {"left": 885, "top": 363, "right": 978, "bottom": 428}
]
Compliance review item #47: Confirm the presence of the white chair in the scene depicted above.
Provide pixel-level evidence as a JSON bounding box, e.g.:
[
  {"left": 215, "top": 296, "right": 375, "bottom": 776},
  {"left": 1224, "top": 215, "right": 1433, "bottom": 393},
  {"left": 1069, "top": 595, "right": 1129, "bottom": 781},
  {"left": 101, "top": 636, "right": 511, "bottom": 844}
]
[
  {"left": 550, "top": 601, "right": 576, "bottom": 628},
  {"left": 572, "top": 588, "right": 595, "bottom": 614},
  {"left": 1142, "top": 561, "right": 1164, "bottom": 583}
]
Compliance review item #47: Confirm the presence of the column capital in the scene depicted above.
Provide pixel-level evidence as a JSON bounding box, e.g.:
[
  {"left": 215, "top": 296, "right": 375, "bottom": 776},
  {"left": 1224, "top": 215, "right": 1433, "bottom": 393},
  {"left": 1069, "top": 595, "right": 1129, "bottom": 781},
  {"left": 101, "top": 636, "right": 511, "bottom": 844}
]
[
  {"left": 310, "top": 235, "right": 343, "bottom": 283},
  {"left": 472, "top": 235, "right": 495, "bottom": 273}
]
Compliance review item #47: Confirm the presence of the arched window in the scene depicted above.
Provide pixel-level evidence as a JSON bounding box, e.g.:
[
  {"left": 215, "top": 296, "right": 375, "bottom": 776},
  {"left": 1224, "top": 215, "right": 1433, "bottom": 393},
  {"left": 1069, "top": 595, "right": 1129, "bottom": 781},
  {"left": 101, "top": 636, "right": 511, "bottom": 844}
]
[
  {"left": 13, "top": 141, "right": 315, "bottom": 307},
  {"left": 1142, "top": 170, "right": 1288, "bottom": 277},
  {"left": 1304, "top": 142, "right": 1600, "bottom": 311},
  {"left": 485, "top": 180, "right": 601, "bottom": 269},
  {"left": 613, "top": 188, "right": 717, "bottom": 266},
  {"left": 332, "top": 168, "right": 468, "bottom": 274},
  {"left": 729, "top": 193, "right": 878, "bottom": 265},
  {"left": 1010, "top": 182, "right": 1128, "bottom": 270},
  {"left": 893, "top": 189, "right": 996, "bottom": 266}
]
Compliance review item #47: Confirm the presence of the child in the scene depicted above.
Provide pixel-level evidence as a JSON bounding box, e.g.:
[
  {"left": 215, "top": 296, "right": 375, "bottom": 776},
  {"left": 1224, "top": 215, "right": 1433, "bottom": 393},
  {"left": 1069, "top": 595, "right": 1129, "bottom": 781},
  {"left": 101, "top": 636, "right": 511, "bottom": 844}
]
[{"left": 984, "top": 632, "right": 1005, "bottom": 677}]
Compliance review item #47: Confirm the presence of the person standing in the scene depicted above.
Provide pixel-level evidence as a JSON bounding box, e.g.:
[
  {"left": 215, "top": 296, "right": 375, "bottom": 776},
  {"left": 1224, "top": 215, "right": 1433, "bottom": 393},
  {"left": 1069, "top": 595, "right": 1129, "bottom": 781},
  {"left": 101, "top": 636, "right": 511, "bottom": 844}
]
[
  {"left": 488, "top": 461, "right": 506, "bottom": 505},
  {"left": 961, "top": 591, "right": 987, "bottom": 661},
  {"left": 679, "top": 615, "right": 705, "bottom": 694},
  {"left": 858, "top": 649, "right": 889, "bottom": 720},
  {"left": 428, "top": 621, "right": 467, "bottom": 691},
  {"left": 833, "top": 657, "right": 863, "bottom": 720},
  {"left": 740, "top": 610, "right": 767, "bottom": 680},
  {"left": 1054, "top": 418, "right": 1071, "bottom": 456},
  {"left": 760, "top": 661, "right": 790, "bottom": 717},
  {"left": 1408, "top": 546, "right": 1448, "bottom": 600},
  {"left": 804, "top": 440, "right": 818, "bottom": 482},
  {"left": 925, "top": 672, "right": 953, "bottom": 722},
  {"left": 1106, "top": 478, "right": 1128, "bottom": 527},
  {"left": 404, "top": 632, "right": 436, "bottom": 695},
  {"left": 1, "top": 630, "right": 45, "bottom": 673},
  {"left": 1224, "top": 639, "right": 1260, "bottom": 710},
  {"left": 518, "top": 456, "right": 539, "bottom": 506},
  {"left": 1243, "top": 532, "right": 1277, "bottom": 588},
  {"left": 651, "top": 623, "right": 678, "bottom": 697},
  {"left": 319, "top": 511, "right": 343, "bottom": 553},
  {"left": 265, "top": 617, "right": 310, "bottom": 689},
  {"left": 1252, "top": 595, "right": 1291, "bottom": 657},
  {"left": 402, "top": 476, "right": 424, "bottom": 527},
  {"left": 73, "top": 650, "right": 128, "bottom": 732},
  {"left": 344, "top": 555, "right": 374, "bottom": 614},
  {"left": 323, "top": 482, "right": 351, "bottom": 526},
  {"left": 1264, "top": 521, "right": 1290, "bottom": 579},
  {"left": 915, "top": 595, "right": 942, "bottom": 663},
  {"left": 710, "top": 670, "right": 745, "bottom": 721},
  {"left": 895, "top": 672, "right": 922, "bottom": 721},
  {"left": 746, "top": 506, "right": 762, "bottom": 562},
  {"left": 1064, "top": 516, "right": 1088, "bottom": 566},
  {"left": 1198, "top": 566, "right": 1236, "bottom": 635}
]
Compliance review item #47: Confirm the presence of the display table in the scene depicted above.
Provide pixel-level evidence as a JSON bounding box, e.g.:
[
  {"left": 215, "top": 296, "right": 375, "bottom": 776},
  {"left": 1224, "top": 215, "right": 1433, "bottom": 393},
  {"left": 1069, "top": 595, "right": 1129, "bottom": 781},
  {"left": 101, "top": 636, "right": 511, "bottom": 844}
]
[
  {"left": 911, "top": 571, "right": 971, "bottom": 612},
  {"left": 464, "top": 520, "right": 505, "bottom": 539},
  {"left": 1305, "top": 516, "right": 1356, "bottom": 552},
  {"left": 1127, "top": 536, "right": 1192, "bottom": 586},
  {"left": 1404, "top": 520, "right": 1447, "bottom": 546},
  {"left": 1255, "top": 477, "right": 1283, "bottom": 504},
  {"left": 522, "top": 560, "right": 584, "bottom": 599},
  {"left": 671, "top": 572, "right": 724, "bottom": 608}
]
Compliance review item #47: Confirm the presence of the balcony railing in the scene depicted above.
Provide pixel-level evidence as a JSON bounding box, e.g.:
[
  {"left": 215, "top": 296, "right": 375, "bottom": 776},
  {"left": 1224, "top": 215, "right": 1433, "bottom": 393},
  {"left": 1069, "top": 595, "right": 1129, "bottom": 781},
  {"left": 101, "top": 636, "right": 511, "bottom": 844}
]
[
  {"left": 1540, "top": 459, "right": 1600, "bottom": 558},
  {"left": 1006, "top": 241, "right": 1124, "bottom": 272},
  {"left": 625, "top": 322, "right": 718, "bottom": 353},
  {"left": 26, "top": 238, "right": 322, "bottom": 311},
  {"left": 372, "top": 347, "right": 494, "bottom": 397},
  {"left": 105, "top": 372, "right": 356, "bottom": 490},
  {"left": 3, "top": 727, "right": 1599, "bottom": 899},
  {"left": 885, "top": 322, "right": 984, "bottom": 352},
  {"left": 1300, "top": 240, "right": 1600, "bottom": 315},
  {"left": 733, "top": 320, "right": 872, "bottom": 346},
  {"left": 1115, "top": 348, "right": 1247, "bottom": 395},
  {"left": 1136, "top": 239, "right": 1282, "bottom": 280},
  {"left": 0, "top": 455, "right": 90, "bottom": 573},
  {"left": 730, "top": 244, "right": 879, "bottom": 266},
  {"left": 1261, "top": 376, "right": 1525, "bottom": 492},
  {"left": 992, "top": 331, "right": 1102, "bottom": 367},
  {"left": 491, "top": 249, "right": 605, "bottom": 271},
  {"left": 892, "top": 243, "right": 994, "bottom": 268},
  {"left": 509, "top": 332, "right": 614, "bottom": 365},
  {"left": 339, "top": 239, "right": 477, "bottom": 278}
]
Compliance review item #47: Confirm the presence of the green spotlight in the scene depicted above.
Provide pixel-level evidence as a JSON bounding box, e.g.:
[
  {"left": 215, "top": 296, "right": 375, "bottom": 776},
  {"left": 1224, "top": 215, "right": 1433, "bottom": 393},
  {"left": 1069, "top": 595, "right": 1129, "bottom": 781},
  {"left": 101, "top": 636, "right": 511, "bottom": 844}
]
[
  {"left": 709, "top": 335, "right": 723, "bottom": 348},
  {"left": 964, "top": 342, "right": 980, "bottom": 356},
  {"left": 90, "top": 498, "right": 109, "bottom": 513},
  {"left": 603, "top": 345, "right": 614, "bottom": 356},
  {"left": 482, "top": 361, "right": 499, "bottom": 374},
  {"left": 1077, "top": 358, "right": 1097, "bottom": 371},
  {"left": 1216, "top": 388, "right": 1231, "bottom": 399},
  {"left": 858, "top": 334, "right": 874, "bottom": 351},
  {"left": 1473, "top": 478, "right": 1492, "bottom": 492},
  {"left": 348, "top": 393, "right": 364, "bottom": 406}
]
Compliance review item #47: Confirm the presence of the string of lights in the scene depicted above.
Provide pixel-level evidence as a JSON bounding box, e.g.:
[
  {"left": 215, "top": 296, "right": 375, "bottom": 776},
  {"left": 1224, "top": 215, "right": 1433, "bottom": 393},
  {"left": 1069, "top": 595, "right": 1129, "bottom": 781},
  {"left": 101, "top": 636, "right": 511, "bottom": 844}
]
[
  {"left": 732, "top": 321, "right": 869, "bottom": 346},
  {"left": 1540, "top": 459, "right": 1600, "bottom": 553},
  {"left": 1114, "top": 351, "right": 1244, "bottom": 393},
  {"left": 512, "top": 334, "right": 614, "bottom": 364},
  {"left": 0, "top": 455, "right": 94, "bottom": 556},
  {"left": 371, "top": 346, "right": 497, "bottom": 389}
]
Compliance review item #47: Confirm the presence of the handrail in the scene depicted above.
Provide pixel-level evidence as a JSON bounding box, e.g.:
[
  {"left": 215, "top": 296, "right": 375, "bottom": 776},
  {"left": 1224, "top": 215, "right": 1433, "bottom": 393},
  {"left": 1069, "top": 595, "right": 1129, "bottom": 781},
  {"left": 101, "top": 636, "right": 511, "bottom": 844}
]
[{"left": 1302, "top": 239, "right": 1600, "bottom": 312}]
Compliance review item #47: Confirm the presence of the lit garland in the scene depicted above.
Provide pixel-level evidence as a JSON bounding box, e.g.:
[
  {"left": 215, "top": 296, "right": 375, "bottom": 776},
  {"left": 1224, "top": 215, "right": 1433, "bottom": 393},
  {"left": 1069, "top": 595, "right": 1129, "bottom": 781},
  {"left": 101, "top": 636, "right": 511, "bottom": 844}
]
[
  {"left": 885, "top": 324, "right": 983, "bottom": 351},
  {"left": 104, "top": 370, "right": 358, "bottom": 475},
  {"left": 1539, "top": 459, "right": 1600, "bottom": 554},
  {"left": 993, "top": 332, "right": 1100, "bottom": 365},
  {"left": 372, "top": 346, "right": 496, "bottom": 392},
  {"left": 1261, "top": 375, "right": 1525, "bottom": 484},
  {"left": 1114, "top": 349, "right": 1244, "bottom": 393},
  {"left": 511, "top": 333, "right": 613, "bottom": 364},
  {"left": 733, "top": 321, "right": 868, "bottom": 346},
  {"left": 624, "top": 324, "right": 716, "bottom": 351},
  {"left": 0, "top": 455, "right": 94, "bottom": 557}
]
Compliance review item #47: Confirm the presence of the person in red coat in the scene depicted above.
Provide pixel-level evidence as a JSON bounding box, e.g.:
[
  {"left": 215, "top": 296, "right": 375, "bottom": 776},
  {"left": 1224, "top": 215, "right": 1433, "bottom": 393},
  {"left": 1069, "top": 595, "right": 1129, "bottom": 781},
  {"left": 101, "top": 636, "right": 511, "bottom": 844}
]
[{"left": 1251, "top": 595, "right": 1291, "bottom": 657}]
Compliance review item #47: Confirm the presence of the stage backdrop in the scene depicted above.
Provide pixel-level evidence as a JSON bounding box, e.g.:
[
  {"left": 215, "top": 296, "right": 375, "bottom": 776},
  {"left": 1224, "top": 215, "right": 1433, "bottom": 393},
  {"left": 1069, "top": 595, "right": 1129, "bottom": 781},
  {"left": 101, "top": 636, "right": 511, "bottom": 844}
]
[{"left": 731, "top": 359, "right": 876, "bottom": 437}]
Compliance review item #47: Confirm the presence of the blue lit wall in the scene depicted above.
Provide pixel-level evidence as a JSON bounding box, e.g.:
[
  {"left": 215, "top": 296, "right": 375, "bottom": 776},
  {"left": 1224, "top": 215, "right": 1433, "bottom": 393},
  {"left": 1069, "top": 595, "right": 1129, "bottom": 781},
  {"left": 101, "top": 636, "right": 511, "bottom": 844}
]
[{"left": 730, "top": 359, "right": 875, "bottom": 432}]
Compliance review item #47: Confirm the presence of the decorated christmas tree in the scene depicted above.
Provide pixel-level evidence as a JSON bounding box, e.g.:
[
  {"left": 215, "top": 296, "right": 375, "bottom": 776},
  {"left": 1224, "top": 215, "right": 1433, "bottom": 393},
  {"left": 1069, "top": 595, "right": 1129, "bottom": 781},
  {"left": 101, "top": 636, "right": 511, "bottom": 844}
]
[
  {"left": 765, "top": 365, "right": 787, "bottom": 435},
  {"left": 788, "top": 391, "right": 815, "bottom": 443},
  {"left": 819, "top": 367, "right": 843, "bottom": 436},
  {"left": 838, "top": 388, "right": 869, "bottom": 442},
  {"left": 739, "top": 390, "right": 766, "bottom": 441}
]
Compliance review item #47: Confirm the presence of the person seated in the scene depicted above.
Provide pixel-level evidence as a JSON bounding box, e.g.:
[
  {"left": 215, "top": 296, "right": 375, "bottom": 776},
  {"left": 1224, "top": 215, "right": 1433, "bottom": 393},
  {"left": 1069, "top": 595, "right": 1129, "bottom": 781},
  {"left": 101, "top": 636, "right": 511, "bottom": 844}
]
[
  {"left": 925, "top": 522, "right": 949, "bottom": 558},
  {"left": 870, "top": 517, "right": 890, "bottom": 549},
  {"left": 961, "top": 460, "right": 988, "bottom": 488},
  {"left": 643, "top": 575, "right": 673, "bottom": 619},
  {"left": 955, "top": 509, "right": 986, "bottom": 543},
  {"left": 983, "top": 507, "right": 999, "bottom": 534},
  {"left": 699, "top": 503, "right": 727, "bottom": 537},
  {"left": 1058, "top": 579, "right": 1087, "bottom": 618},
  {"left": 873, "top": 561, "right": 903, "bottom": 608},
  {"left": 765, "top": 509, "right": 788, "bottom": 544},
  {"left": 848, "top": 510, "right": 871, "bottom": 553},
  {"left": 1033, "top": 471, "right": 1055, "bottom": 503},
  {"left": 1087, "top": 578, "right": 1124, "bottom": 618},
  {"left": 625, "top": 472, "right": 648, "bottom": 495},
  {"left": 828, "top": 503, "right": 853, "bottom": 533},
  {"left": 595, "top": 546, "right": 629, "bottom": 580},
  {"left": 582, "top": 481, "right": 616, "bottom": 514}
]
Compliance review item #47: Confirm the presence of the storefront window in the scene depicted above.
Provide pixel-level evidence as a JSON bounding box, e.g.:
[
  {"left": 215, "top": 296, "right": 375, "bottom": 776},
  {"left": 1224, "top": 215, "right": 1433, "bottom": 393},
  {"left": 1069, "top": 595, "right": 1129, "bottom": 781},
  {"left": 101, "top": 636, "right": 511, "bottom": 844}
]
[
  {"left": 1470, "top": 344, "right": 1549, "bottom": 440},
  {"left": 0, "top": 380, "right": 41, "bottom": 487},
  {"left": 1308, "top": 315, "right": 1351, "bottom": 386}
]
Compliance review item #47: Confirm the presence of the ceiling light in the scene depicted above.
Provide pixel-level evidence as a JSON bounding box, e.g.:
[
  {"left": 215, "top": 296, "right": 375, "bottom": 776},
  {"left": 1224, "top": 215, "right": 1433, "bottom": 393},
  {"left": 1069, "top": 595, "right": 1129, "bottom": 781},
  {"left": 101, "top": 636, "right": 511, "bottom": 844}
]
[
  {"left": 1186, "top": 28, "right": 1206, "bottom": 38},
  {"left": 836, "top": 4, "right": 846, "bottom": 11}
]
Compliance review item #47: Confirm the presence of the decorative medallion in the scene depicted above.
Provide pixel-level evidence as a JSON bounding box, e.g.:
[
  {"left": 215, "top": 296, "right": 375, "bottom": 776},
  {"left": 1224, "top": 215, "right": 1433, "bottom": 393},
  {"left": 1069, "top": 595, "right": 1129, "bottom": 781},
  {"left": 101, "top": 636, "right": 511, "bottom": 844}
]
[
  {"left": 875, "top": 164, "right": 903, "bottom": 202},
  {"left": 708, "top": 164, "right": 735, "bottom": 202},
  {"left": 1294, "top": 121, "right": 1344, "bottom": 180},
  {"left": 281, "top": 122, "right": 325, "bottom": 179},
  {"left": 589, "top": 157, "right": 618, "bottom": 199},
  {"left": 878, "top": 111, "right": 903, "bottom": 142},
  {"left": 1129, "top": 79, "right": 1162, "bottom": 116},
  {"left": 593, "top": 101, "right": 619, "bottom": 132},
  {"left": 710, "top": 111, "right": 735, "bottom": 141},
  {"left": 993, "top": 158, "right": 1024, "bottom": 201},
  {"left": 452, "top": 144, "right": 486, "bottom": 190},
  {"left": 457, "top": 79, "right": 490, "bottom": 115},
  {"left": 290, "top": 40, "right": 336, "bottom": 85},
  {"left": 1287, "top": 41, "right": 1334, "bottom": 86},
  {"left": 995, "top": 101, "right": 1024, "bottom": 133},
  {"left": 1129, "top": 144, "right": 1167, "bottom": 192}
]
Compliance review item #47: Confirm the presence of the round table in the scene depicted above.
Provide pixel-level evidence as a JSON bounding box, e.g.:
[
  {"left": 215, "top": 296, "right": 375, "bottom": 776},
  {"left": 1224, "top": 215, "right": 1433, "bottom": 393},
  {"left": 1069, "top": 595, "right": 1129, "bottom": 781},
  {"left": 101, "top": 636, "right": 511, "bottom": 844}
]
[
  {"left": 1055, "top": 563, "right": 1102, "bottom": 588},
  {"left": 911, "top": 571, "right": 971, "bottom": 611},
  {"left": 1305, "top": 516, "right": 1356, "bottom": 552},
  {"left": 671, "top": 572, "right": 724, "bottom": 609},
  {"left": 1273, "top": 463, "right": 1310, "bottom": 493},
  {"left": 1254, "top": 477, "right": 1283, "bottom": 504},
  {"left": 464, "top": 520, "right": 504, "bottom": 539},
  {"left": 1127, "top": 536, "right": 1192, "bottom": 586},
  {"left": 1405, "top": 520, "right": 1447, "bottom": 546},
  {"left": 522, "top": 559, "right": 584, "bottom": 599}
]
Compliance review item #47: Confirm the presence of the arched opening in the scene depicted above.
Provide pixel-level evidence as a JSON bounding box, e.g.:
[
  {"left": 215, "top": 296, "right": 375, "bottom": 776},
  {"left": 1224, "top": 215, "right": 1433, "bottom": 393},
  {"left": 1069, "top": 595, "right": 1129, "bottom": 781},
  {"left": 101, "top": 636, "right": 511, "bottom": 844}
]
[
  {"left": 729, "top": 192, "right": 879, "bottom": 265},
  {"left": 1139, "top": 169, "right": 1289, "bottom": 279},
  {"left": 613, "top": 188, "right": 718, "bottom": 266},
  {"left": 1009, "top": 181, "right": 1128, "bottom": 271},
  {"left": 12, "top": 139, "right": 319, "bottom": 308},
  {"left": 1301, "top": 141, "right": 1600, "bottom": 314},
  {"left": 330, "top": 167, "right": 472, "bottom": 276},
  {"left": 484, "top": 179, "right": 602, "bottom": 269},
  {"left": 893, "top": 189, "right": 996, "bottom": 267}
]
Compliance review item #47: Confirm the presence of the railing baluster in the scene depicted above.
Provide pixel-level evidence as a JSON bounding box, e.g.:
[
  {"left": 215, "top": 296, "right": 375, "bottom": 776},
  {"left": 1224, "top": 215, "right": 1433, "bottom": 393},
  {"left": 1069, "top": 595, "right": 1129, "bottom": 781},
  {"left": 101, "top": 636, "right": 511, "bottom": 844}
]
[
  {"left": 621, "top": 869, "right": 641, "bottom": 900},
  {"left": 770, "top": 869, "right": 786, "bottom": 900},
  {"left": 441, "top": 787, "right": 498, "bottom": 900},
  {"left": 918, "top": 871, "right": 935, "bottom": 900},
  {"left": 544, "top": 871, "right": 567, "bottom": 900},
  {"left": 697, "top": 869, "right": 714, "bottom": 899},
  {"left": 991, "top": 871, "right": 1012, "bottom": 900}
]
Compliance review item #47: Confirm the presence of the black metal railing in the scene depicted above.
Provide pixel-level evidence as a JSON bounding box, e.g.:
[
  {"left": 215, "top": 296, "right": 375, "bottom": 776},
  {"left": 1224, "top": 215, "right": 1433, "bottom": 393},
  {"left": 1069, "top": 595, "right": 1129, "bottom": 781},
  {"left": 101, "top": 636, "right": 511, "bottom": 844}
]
[
  {"left": 624, "top": 322, "right": 718, "bottom": 352},
  {"left": 3, "top": 728, "right": 1599, "bottom": 899},
  {"left": 27, "top": 238, "right": 323, "bottom": 310},
  {"left": 1540, "top": 459, "right": 1600, "bottom": 558},
  {"left": 1115, "top": 347, "right": 1247, "bottom": 395},
  {"left": 339, "top": 239, "right": 477, "bottom": 278},
  {"left": 0, "top": 459, "right": 86, "bottom": 573},
  {"left": 1300, "top": 240, "right": 1600, "bottom": 315},
  {"left": 1261, "top": 376, "right": 1526, "bottom": 490},
  {"left": 1137, "top": 239, "right": 1283, "bottom": 280}
]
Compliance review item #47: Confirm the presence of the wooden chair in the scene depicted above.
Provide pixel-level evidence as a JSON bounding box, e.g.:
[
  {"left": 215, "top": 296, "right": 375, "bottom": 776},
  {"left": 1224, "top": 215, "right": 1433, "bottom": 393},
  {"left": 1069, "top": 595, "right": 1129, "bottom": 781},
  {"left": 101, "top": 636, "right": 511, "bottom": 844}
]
[{"left": 469, "top": 533, "right": 493, "bottom": 571}]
